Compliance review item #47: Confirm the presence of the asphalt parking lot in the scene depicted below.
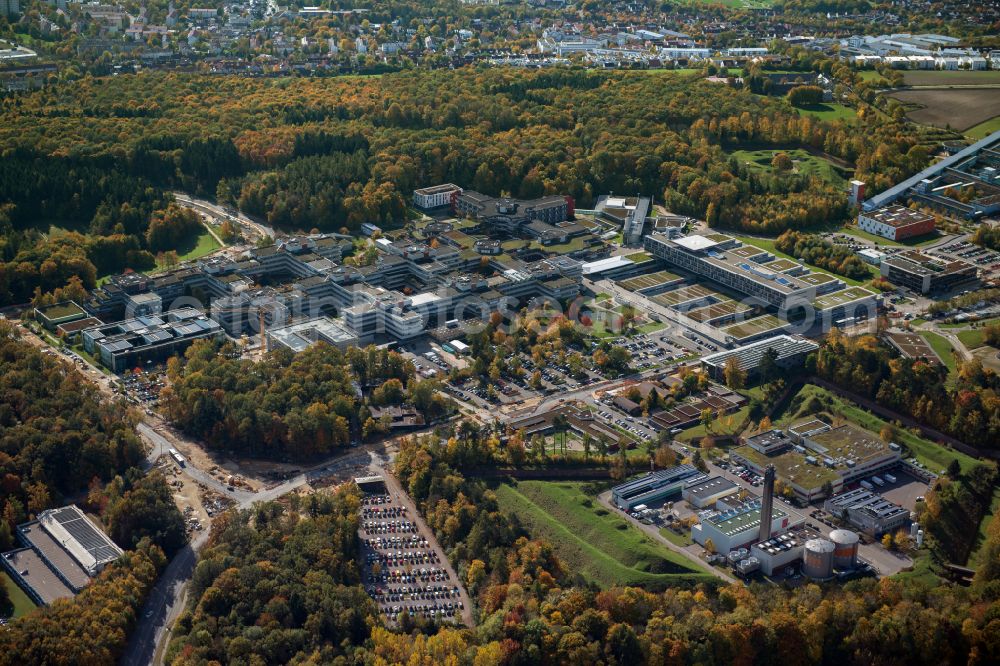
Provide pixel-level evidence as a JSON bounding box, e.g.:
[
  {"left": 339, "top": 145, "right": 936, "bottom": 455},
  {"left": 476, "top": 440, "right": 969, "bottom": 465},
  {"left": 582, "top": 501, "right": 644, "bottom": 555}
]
[{"left": 358, "top": 477, "right": 473, "bottom": 627}]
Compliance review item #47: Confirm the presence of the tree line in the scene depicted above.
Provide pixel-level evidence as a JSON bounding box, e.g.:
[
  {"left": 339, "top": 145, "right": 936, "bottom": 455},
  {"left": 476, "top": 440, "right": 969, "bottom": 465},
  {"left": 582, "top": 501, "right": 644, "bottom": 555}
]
[{"left": 775, "top": 229, "right": 872, "bottom": 280}]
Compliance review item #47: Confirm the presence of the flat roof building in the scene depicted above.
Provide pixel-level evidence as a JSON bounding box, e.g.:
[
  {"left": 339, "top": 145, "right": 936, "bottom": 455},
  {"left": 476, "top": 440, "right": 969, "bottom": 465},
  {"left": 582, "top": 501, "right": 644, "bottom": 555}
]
[
  {"left": 611, "top": 465, "right": 702, "bottom": 511},
  {"left": 692, "top": 499, "right": 794, "bottom": 553},
  {"left": 1, "top": 505, "right": 123, "bottom": 607},
  {"left": 701, "top": 335, "right": 819, "bottom": 380},
  {"left": 880, "top": 250, "right": 978, "bottom": 295},
  {"left": 81, "top": 307, "right": 224, "bottom": 373},
  {"left": 413, "top": 184, "right": 462, "bottom": 210},
  {"left": 858, "top": 205, "right": 935, "bottom": 241},
  {"left": 682, "top": 476, "right": 739, "bottom": 509},
  {"left": 750, "top": 532, "right": 804, "bottom": 576},
  {"left": 823, "top": 488, "right": 910, "bottom": 536},
  {"left": 265, "top": 316, "right": 360, "bottom": 353}
]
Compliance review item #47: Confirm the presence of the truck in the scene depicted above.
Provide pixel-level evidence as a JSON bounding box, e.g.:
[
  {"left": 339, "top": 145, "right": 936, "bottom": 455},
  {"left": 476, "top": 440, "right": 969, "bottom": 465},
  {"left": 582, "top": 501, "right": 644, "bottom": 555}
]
[
  {"left": 859, "top": 480, "right": 874, "bottom": 491},
  {"left": 884, "top": 473, "right": 897, "bottom": 484},
  {"left": 871, "top": 476, "right": 885, "bottom": 487}
]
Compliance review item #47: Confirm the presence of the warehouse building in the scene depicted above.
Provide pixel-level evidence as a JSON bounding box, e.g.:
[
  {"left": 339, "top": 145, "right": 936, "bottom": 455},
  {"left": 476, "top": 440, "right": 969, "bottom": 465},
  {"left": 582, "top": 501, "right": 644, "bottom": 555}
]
[
  {"left": 880, "top": 250, "right": 978, "bottom": 295},
  {"left": 611, "top": 465, "right": 702, "bottom": 511},
  {"left": 1, "top": 505, "right": 123, "bottom": 606},
  {"left": 857, "top": 205, "right": 935, "bottom": 241},
  {"left": 682, "top": 476, "right": 739, "bottom": 509},
  {"left": 701, "top": 334, "right": 819, "bottom": 381},
  {"left": 823, "top": 488, "right": 910, "bottom": 536}
]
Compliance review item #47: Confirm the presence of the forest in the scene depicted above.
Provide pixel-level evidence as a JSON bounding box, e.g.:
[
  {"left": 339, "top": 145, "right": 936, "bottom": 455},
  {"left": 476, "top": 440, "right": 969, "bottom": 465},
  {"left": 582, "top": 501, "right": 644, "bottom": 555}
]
[
  {"left": 160, "top": 429, "right": 1000, "bottom": 665},
  {"left": 775, "top": 229, "right": 871, "bottom": 280},
  {"left": 809, "top": 329, "right": 1000, "bottom": 449},
  {"left": 0, "top": 321, "right": 146, "bottom": 550},
  {"left": 161, "top": 340, "right": 451, "bottom": 459},
  {"left": 0, "top": 66, "right": 935, "bottom": 305}
]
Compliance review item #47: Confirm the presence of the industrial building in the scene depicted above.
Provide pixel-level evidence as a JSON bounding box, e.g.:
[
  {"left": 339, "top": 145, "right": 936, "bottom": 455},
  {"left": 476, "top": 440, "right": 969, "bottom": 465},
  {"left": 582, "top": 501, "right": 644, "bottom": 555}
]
[
  {"left": 803, "top": 538, "right": 836, "bottom": 580},
  {"left": 611, "top": 465, "right": 702, "bottom": 511},
  {"left": 692, "top": 497, "right": 794, "bottom": 553},
  {"left": 824, "top": 488, "right": 911, "bottom": 536},
  {"left": 732, "top": 423, "right": 902, "bottom": 502},
  {"left": 681, "top": 476, "right": 739, "bottom": 509},
  {"left": 751, "top": 533, "right": 804, "bottom": 576},
  {"left": 81, "top": 307, "right": 224, "bottom": 373},
  {"left": 1, "top": 505, "right": 123, "bottom": 606},
  {"left": 880, "top": 250, "right": 978, "bottom": 295},
  {"left": 857, "top": 205, "right": 935, "bottom": 241},
  {"left": 700, "top": 335, "right": 819, "bottom": 380}
]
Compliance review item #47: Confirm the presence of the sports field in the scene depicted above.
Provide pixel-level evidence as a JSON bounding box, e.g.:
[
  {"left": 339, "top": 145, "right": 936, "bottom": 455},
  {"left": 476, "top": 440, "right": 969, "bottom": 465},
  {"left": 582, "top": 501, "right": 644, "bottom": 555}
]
[{"left": 494, "top": 481, "right": 710, "bottom": 588}]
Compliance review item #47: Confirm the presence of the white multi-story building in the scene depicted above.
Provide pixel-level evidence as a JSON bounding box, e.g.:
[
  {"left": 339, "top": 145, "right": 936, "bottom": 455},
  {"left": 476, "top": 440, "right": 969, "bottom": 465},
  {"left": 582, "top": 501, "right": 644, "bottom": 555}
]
[{"left": 413, "top": 184, "right": 462, "bottom": 210}]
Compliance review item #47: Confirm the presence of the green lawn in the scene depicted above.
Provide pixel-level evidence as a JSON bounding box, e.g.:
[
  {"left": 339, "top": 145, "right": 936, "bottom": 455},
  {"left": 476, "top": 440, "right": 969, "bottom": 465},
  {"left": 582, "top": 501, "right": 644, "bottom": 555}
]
[
  {"left": 966, "top": 116, "right": 1000, "bottom": 140},
  {"left": 918, "top": 331, "right": 957, "bottom": 374},
  {"left": 1, "top": 572, "right": 37, "bottom": 619},
  {"left": 732, "top": 235, "right": 873, "bottom": 286},
  {"left": 795, "top": 103, "right": 857, "bottom": 123},
  {"left": 157, "top": 225, "right": 222, "bottom": 268},
  {"left": 729, "top": 148, "right": 847, "bottom": 187},
  {"left": 857, "top": 70, "right": 890, "bottom": 84},
  {"left": 494, "top": 481, "right": 710, "bottom": 589},
  {"left": 776, "top": 384, "right": 980, "bottom": 474},
  {"left": 659, "top": 526, "right": 694, "bottom": 548},
  {"left": 957, "top": 329, "right": 986, "bottom": 349}
]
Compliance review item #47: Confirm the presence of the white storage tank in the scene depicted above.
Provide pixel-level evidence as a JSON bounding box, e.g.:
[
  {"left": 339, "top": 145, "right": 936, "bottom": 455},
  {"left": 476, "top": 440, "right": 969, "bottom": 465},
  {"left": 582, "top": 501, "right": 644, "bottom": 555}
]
[
  {"left": 916, "top": 530, "right": 924, "bottom": 547},
  {"left": 829, "top": 529, "right": 860, "bottom": 569},
  {"left": 910, "top": 522, "right": 920, "bottom": 537},
  {"left": 803, "top": 538, "right": 835, "bottom": 579}
]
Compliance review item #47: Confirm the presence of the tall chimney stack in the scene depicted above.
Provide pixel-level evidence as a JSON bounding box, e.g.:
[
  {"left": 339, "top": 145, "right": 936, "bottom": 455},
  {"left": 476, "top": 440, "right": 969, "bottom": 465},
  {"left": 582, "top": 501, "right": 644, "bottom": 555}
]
[{"left": 758, "top": 465, "right": 776, "bottom": 543}]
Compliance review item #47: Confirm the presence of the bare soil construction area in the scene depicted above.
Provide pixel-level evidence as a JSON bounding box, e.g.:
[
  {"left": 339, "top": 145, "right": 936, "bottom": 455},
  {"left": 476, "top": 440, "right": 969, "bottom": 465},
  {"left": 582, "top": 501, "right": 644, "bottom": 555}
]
[{"left": 890, "top": 88, "right": 1000, "bottom": 131}]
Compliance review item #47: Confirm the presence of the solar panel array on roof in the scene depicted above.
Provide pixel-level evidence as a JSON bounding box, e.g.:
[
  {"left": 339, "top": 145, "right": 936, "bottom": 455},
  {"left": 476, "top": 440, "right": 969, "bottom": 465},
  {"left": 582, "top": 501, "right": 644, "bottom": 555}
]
[{"left": 45, "top": 506, "right": 123, "bottom": 566}]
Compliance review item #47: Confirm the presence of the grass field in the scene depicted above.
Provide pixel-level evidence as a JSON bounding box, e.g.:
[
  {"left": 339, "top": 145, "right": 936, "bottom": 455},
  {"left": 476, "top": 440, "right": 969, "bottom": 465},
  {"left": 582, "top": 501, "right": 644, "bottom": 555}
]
[
  {"left": 794, "top": 102, "right": 857, "bottom": 123},
  {"left": 891, "top": 89, "right": 1000, "bottom": 132},
  {"left": 966, "top": 116, "right": 1000, "bottom": 140},
  {"left": 957, "top": 328, "right": 986, "bottom": 349},
  {"left": 918, "top": 331, "right": 957, "bottom": 374},
  {"left": 776, "top": 384, "right": 979, "bottom": 474},
  {"left": 730, "top": 148, "right": 848, "bottom": 187},
  {"left": 1, "top": 572, "right": 37, "bottom": 619},
  {"left": 858, "top": 70, "right": 891, "bottom": 84},
  {"left": 494, "top": 481, "right": 710, "bottom": 588},
  {"left": 903, "top": 70, "right": 1000, "bottom": 86}
]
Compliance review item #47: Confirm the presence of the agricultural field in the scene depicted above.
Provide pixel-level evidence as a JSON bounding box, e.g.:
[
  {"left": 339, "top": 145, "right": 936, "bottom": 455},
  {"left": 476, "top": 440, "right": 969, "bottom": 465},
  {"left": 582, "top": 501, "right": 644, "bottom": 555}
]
[
  {"left": 494, "top": 481, "right": 710, "bottom": 589},
  {"left": 902, "top": 70, "right": 1000, "bottom": 86},
  {"left": 729, "top": 148, "right": 849, "bottom": 186},
  {"left": 890, "top": 89, "right": 1000, "bottom": 132}
]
